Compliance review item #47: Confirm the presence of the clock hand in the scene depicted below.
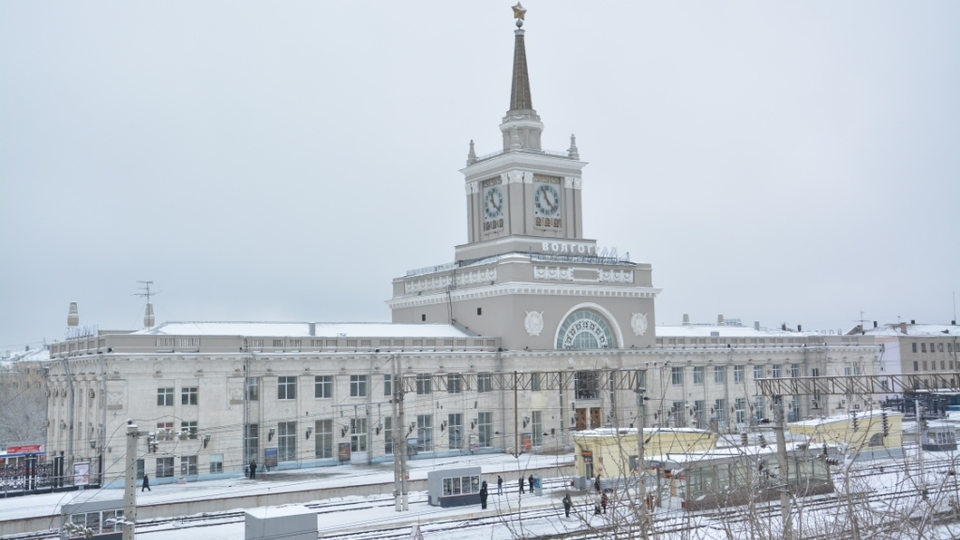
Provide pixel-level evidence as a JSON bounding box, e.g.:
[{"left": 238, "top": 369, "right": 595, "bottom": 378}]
[{"left": 541, "top": 187, "right": 556, "bottom": 211}]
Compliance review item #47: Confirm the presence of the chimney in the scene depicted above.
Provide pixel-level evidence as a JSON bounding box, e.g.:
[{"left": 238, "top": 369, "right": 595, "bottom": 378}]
[
  {"left": 798, "top": 324, "right": 802, "bottom": 332},
  {"left": 67, "top": 301, "right": 79, "bottom": 327},
  {"left": 953, "top": 320, "right": 957, "bottom": 326},
  {"left": 309, "top": 322, "right": 316, "bottom": 337},
  {"left": 781, "top": 323, "right": 787, "bottom": 331},
  {"left": 717, "top": 314, "right": 725, "bottom": 326},
  {"left": 682, "top": 314, "right": 690, "bottom": 326},
  {"left": 754, "top": 321, "right": 760, "bottom": 331},
  {"left": 144, "top": 302, "right": 155, "bottom": 329},
  {"left": 911, "top": 320, "right": 915, "bottom": 325},
  {"left": 873, "top": 321, "right": 878, "bottom": 328},
  {"left": 900, "top": 322, "right": 907, "bottom": 334}
]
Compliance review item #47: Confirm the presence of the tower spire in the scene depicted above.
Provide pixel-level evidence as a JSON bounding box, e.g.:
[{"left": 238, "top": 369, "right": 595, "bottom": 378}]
[{"left": 501, "top": 3, "right": 543, "bottom": 151}]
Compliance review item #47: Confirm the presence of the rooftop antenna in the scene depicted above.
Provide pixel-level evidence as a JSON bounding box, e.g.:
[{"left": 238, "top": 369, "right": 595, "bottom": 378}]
[{"left": 135, "top": 281, "right": 161, "bottom": 329}]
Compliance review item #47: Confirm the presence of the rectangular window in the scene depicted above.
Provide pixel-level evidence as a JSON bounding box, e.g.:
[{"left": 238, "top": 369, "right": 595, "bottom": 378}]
[
  {"left": 350, "top": 418, "right": 367, "bottom": 452},
  {"left": 671, "top": 401, "right": 685, "bottom": 426},
  {"left": 791, "top": 364, "right": 801, "bottom": 378},
  {"left": 361, "top": 340, "right": 372, "bottom": 347},
  {"left": 272, "top": 339, "right": 285, "bottom": 348},
  {"left": 156, "top": 457, "right": 174, "bottom": 478},
  {"left": 315, "top": 419, "right": 333, "bottom": 459},
  {"left": 478, "top": 412, "right": 493, "bottom": 448},
  {"left": 939, "top": 343, "right": 944, "bottom": 353},
  {"left": 693, "top": 400, "right": 705, "bottom": 428},
  {"left": 156, "top": 422, "right": 173, "bottom": 441},
  {"left": 754, "top": 397, "right": 766, "bottom": 420},
  {"left": 912, "top": 342, "right": 918, "bottom": 353},
  {"left": 671, "top": 367, "right": 683, "bottom": 385},
  {"left": 771, "top": 365, "right": 782, "bottom": 378},
  {"left": 844, "top": 366, "right": 852, "bottom": 376},
  {"left": 922, "top": 343, "right": 927, "bottom": 353},
  {"left": 930, "top": 342, "right": 935, "bottom": 353},
  {"left": 477, "top": 372, "right": 492, "bottom": 393},
  {"left": 136, "top": 459, "right": 144, "bottom": 480},
  {"left": 278, "top": 421, "right": 297, "bottom": 462},
  {"left": 278, "top": 376, "right": 297, "bottom": 400},
  {"left": 448, "top": 413, "right": 463, "bottom": 450},
  {"left": 180, "top": 455, "right": 197, "bottom": 476},
  {"left": 735, "top": 398, "right": 746, "bottom": 424},
  {"left": 914, "top": 361, "right": 919, "bottom": 372},
  {"left": 715, "top": 399, "right": 726, "bottom": 423},
  {"left": 181, "top": 421, "right": 198, "bottom": 439},
  {"left": 923, "top": 361, "right": 928, "bottom": 371},
  {"left": 530, "top": 372, "right": 542, "bottom": 391},
  {"left": 157, "top": 388, "right": 174, "bottom": 406},
  {"left": 753, "top": 365, "right": 763, "bottom": 380},
  {"left": 447, "top": 373, "right": 463, "bottom": 394},
  {"left": 532, "top": 411, "right": 543, "bottom": 446},
  {"left": 350, "top": 375, "right": 368, "bottom": 397},
  {"left": 246, "top": 378, "right": 259, "bottom": 401},
  {"left": 209, "top": 454, "right": 223, "bottom": 474},
  {"left": 714, "top": 366, "right": 725, "bottom": 384},
  {"left": 384, "top": 374, "right": 392, "bottom": 397},
  {"left": 416, "top": 374, "right": 432, "bottom": 395},
  {"left": 693, "top": 366, "right": 704, "bottom": 384},
  {"left": 245, "top": 424, "right": 259, "bottom": 462},
  {"left": 575, "top": 371, "right": 599, "bottom": 399},
  {"left": 417, "top": 415, "right": 433, "bottom": 452},
  {"left": 250, "top": 339, "right": 264, "bottom": 349},
  {"left": 289, "top": 339, "right": 301, "bottom": 349},
  {"left": 734, "top": 365, "right": 744, "bottom": 383},
  {"left": 383, "top": 417, "right": 393, "bottom": 455},
  {"left": 315, "top": 375, "right": 333, "bottom": 398},
  {"left": 181, "top": 386, "right": 198, "bottom": 405}
]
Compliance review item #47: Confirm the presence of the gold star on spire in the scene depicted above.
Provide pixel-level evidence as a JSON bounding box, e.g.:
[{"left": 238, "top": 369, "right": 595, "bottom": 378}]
[{"left": 512, "top": 2, "right": 527, "bottom": 21}]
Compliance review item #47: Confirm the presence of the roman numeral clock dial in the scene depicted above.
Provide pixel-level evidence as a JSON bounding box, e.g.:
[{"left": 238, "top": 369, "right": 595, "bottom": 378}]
[
  {"left": 533, "top": 175, "right": 562, "bottom": 229},
  {"left": 482, "top": 180, "right": 504, "bottom": 232}
]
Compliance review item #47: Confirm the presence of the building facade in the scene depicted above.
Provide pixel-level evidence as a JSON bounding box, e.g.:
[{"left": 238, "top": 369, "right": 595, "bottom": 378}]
[{"left": 42, "top": 14, "right": 880, "bottom": 485}]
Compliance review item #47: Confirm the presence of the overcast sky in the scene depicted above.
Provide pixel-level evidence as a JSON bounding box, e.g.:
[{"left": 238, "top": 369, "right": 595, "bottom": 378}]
[{"left": 1, "top": 2, "right": 958, "bottom": 351}]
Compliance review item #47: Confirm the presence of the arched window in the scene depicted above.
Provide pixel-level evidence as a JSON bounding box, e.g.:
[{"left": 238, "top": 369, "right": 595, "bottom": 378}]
[{"left": 556, "top": 310, "right": 615, "bottom": 349}]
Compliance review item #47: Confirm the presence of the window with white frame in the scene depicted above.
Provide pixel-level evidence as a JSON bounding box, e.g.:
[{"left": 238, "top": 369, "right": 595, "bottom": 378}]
[
  {"left": 417, "top": 415, "right": 433, "bottom": 452},
  {"left": 478, "top": 412, "right": 493, "bottom": 447},
  {"left": 157, "top": 388, "right": 174, "bottom": 406},
  {"left": 477, "top": 372, "right": 492, "bottom": 393},
  {"left": 714, "top": 366, "right": 725, "bottom": 383},
  {"left": 530, "top": 372, "right": 542, "bottom": 391},
  {"left": 734, "top": 365, "right": 744, "bottom": 383},
  {"left": 671, "top": 367, "right": 683, "bottom": 385},
  {"left": 532, "top": 411, "right": 543, "bottom": 446},
  {"left": 209, "top": 454, "right": 223, "bottom": 474},
  {"left": 416, "top": 374, "right": 432, "bottom": 395},
  {"left": 350, "top": 418, "right": 367, "bottom": 452},
  {"left": 315, "top": 419, "right": 333, "bottom": 458},
  {"left": 181, "top": 386, "right": 198, "bottom": 405},
  {"left": 447, "top": 373, "right": 463, "bottom": 394},
  {"left": 278, "top": 421, "right": 297, "bottom": 461},
  {"left": 315, "top": 375, "right": 333, "bottom": 398},
  {"left": 278, "top": 376, "right": 296, "bottom": 400},
  {"left": 350, "top": 375, "right": 367, "bottom": 397}
]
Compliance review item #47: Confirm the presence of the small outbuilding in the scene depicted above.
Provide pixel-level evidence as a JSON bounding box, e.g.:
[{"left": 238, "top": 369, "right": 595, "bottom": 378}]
[
  {"left": 427, "top": 466, "right": 482, "bottom": 507},
  {"left": 245, "top": 505, "right": 316, "bottom": 540}
]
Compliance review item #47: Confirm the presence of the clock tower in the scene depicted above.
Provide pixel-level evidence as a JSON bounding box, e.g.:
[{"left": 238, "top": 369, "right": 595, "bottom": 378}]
[{"left": 389, "top": 7, "right": 659, "bottom": 351}]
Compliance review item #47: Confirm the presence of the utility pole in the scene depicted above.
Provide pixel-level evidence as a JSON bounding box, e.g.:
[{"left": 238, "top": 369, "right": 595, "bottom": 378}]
[
  {"left": 392, "top": 355, "right": 408, "bottom": 511},
  {"left": 773, "top": 395, "right": 793, "bottom": 540},
  {"left": 514, "top": 371, "right": 519, "bottom": 457},
  {"left": 122, "top": 421, "right": 139, "bottom": 540},
  {"left": 636, "top": 387, "right": 649, "bottom": 539}
]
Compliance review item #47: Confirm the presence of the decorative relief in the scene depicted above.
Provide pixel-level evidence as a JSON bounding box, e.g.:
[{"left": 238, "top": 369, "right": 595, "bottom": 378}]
[
  {"left": 107, "top": 392, "right": 123, "bottom": 410},
  {"left": 465, "top": 182, "right": 480, "bottom": 195},
  {"left": 524, "top": 311, "right": 544, "bottom": 336},
  {"left": 564, "top": 176, "right": 583, "bottom": 189},
  {"left": 534, "top": 266, "right": 573, "bottom": 281},
  {"left": 631, "top": 313, "right": 648, "bottom": 336},
  {"left": 533, "top": 266, "right": 633, "bottom": 284},
  {"left": 502, "top": 171, "right": 533, "bottom": 184},
  {"left": 598, "top": 269, "right": 634, "bottom": 283},
  {"left": 229, "top": 388, "right": 243, "bottom": 404},
  {"left": 405, "top": 269, "right": 497, "bottom": 294}
]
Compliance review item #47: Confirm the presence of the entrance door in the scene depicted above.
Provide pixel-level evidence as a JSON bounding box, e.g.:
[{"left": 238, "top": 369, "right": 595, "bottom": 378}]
[
  {"left": 590, "top": 407, "right": 602, "bottom": 429},
  {"left": 575, "top": 408, "right": 587, "bottom": 431}
]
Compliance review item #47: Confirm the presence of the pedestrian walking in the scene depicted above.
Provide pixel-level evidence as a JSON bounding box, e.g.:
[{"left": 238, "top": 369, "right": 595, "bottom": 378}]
[
  {"left": 519, "top": 476, "right": 525, "bottom": 494},
  {"left": 593, "top": 475, "right": 601, "bottom": 493},
  {"left": 479, "top": 481, "right": 489, "bottom": 510},
  {"left": 528, "top": 474, "right": 534, "bottom": 493},
  {"left": 497, "top": 475, "right": 503, "bottom": 495},
  {"left": 601, "top": 492, "right": 608, "bottom": 514},
  {"left": 249, "top": 459, "right": 257, "bottom": 480},
  {"left": 141, "top": 473, "right": 151, "bottom": 492},
  {"left": 562, "top": 493, "right": 572, "bottom": 518}
]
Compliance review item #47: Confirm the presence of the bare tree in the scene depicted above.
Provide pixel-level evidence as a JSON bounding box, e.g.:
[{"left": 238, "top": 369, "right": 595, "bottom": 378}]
[{"left": 0, "top": 361, "right": 48, "bottom": 447}]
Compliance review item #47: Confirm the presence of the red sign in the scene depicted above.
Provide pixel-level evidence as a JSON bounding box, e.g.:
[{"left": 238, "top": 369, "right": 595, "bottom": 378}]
[{"left": 6, "top": 444, "right": 44, "bottom": 454}]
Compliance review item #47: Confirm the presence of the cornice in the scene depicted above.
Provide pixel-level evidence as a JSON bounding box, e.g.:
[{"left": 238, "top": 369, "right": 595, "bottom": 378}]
[
  {"left": 387, "top": 281, "right": 661, "bottom": 310},
  {"left": 459, "top": 150, "right": 588, "bottom": 178}
]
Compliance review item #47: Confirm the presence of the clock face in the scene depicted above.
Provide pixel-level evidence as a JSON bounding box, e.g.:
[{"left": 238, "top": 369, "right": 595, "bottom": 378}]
[
  {"left": 484, "top": 186, "right": 504, "bottom": 220},
  {"left": 534, "top": 184, "right": 561, "bottom": 217}
]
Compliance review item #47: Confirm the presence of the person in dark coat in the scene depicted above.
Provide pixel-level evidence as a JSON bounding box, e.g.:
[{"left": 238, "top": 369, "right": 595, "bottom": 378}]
[
  {"left": 497, "top": 475, "right": 503, "bottom": 495},
  {"left": 601, "top": 492, "right": 608, "bottom": 514},
  {"left": 519, "top": 476, "right": 525, "bottom": 494},
  {"left": 528, "top": 474, "right": 534, "bottom": 493},
  {"left": 249, "top": 459, "right": 257, "bottom": 479},
  {"left": 562, "top": 493, "right": 572, "bottom": 517},
  {"left": 479, "top": 481, "right": 488, "bottom": 509},
  {"left": 141, "top": 473, "right": 151, "bottom": 492},
  {"left": 593, "top": 476, "right": 601, "bottom": 493}
]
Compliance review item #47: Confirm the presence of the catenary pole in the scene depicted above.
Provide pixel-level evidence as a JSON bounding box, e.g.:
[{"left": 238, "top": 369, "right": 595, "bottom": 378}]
[{"left": 122, "top": 421, "right": 138, "bottom": 540}]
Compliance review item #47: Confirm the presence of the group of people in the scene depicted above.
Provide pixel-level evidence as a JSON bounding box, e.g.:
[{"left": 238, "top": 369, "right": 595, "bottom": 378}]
[{"left": 479, "top": 474, "right": 538, "bottom": 510}]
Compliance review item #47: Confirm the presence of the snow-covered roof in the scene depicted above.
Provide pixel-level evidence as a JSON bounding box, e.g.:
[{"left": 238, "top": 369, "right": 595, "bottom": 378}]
[
  {"left": 861, "top": 323, "right": 960, "bottom": 338},
  {"left": 656, "top": 325, "right": 817, "bottom": 338},
  {"left": 790, "top": 409, "right": 900, "bottom": 427},
  {"left": 131, "top": 321, "right": 475, "bottom": 338},
  {"left": 0, "top": 348, "right": 50, "bottom": 363},
  {"left": 573, "top": 427, "right": 712, "bottom": 438}
]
